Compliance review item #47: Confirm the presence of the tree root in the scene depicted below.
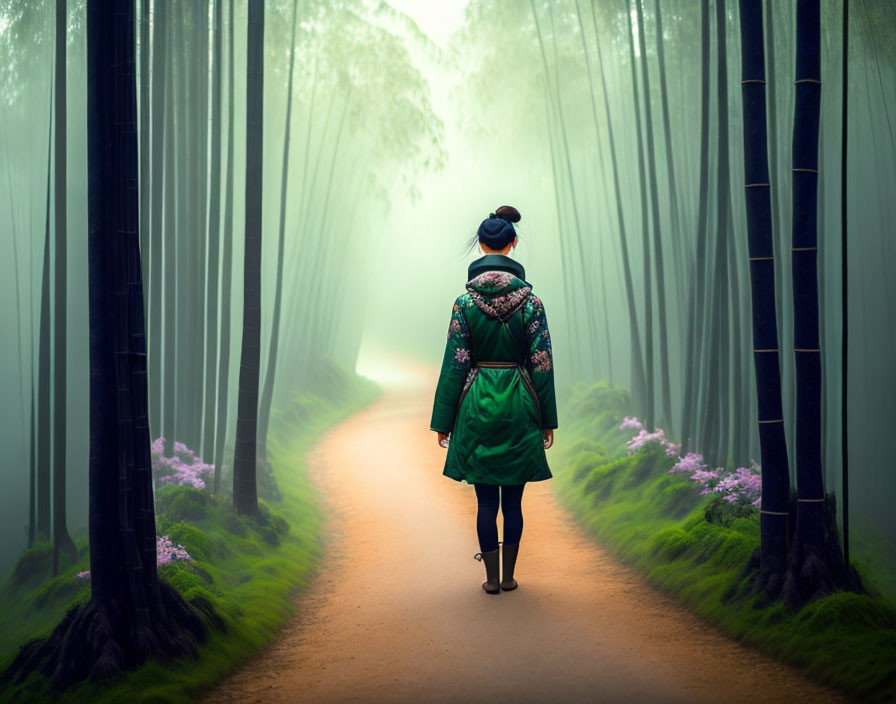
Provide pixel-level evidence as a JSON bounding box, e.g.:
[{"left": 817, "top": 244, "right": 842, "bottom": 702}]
[
  {"left": 735, "top": 493, "right": 866, "bottom": 609},
  {"left": 780, "top": 500, "right": 866, "bottom": 610},
  {"left": 0, "top": 582, "right": 217, "bottom": 693},
  {"left": 737, "top": 546, "right": 787, "bottom": 603}
]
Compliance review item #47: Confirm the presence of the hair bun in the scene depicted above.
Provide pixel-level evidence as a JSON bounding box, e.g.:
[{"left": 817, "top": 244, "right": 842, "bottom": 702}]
[{"left": 494, "top": 205, "right": 521, "bottom": 223}]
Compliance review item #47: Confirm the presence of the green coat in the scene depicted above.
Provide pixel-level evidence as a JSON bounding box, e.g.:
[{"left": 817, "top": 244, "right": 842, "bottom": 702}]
[{"left": 430, "top": 254, "right": 558, "bottom": 486}]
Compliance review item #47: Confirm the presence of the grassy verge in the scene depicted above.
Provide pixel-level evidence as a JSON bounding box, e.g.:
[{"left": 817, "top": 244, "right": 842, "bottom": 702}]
[
  {"left": 552, "top": 381, "right": 896, "bottom": 703},
  {"left": 0, "top": 360, "right": 380, "bottom": 704}
]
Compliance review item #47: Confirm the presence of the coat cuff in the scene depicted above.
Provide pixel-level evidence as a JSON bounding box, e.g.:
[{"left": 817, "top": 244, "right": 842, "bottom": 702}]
[{"left": 430, "top": 400, "right": 457, "bottom": 435}]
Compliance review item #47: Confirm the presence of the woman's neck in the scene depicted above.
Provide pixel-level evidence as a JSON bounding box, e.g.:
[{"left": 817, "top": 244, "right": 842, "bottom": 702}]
[{"left": 480, "top": 249, "right": 513, "bottom": 256}]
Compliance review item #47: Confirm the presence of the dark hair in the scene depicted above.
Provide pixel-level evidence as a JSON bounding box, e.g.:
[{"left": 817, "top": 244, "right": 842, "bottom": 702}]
[{"left": 464, "top": 205, "right": 522, "bottom": 255}]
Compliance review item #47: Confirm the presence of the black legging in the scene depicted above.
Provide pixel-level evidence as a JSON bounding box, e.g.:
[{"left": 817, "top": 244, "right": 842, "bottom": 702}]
[{"left": 473, "top": 483, "right": 525, "bottom": 553}]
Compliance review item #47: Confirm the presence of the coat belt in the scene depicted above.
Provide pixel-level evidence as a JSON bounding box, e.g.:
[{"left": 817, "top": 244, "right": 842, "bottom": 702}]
[{"left": 474, "top": 361, "right": 519, "bottom": 368}]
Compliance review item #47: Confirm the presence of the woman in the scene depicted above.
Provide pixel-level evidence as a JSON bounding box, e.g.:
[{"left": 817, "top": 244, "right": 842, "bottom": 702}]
[{"left": 430, "top": 205, "right": 558, "bottom": 595}]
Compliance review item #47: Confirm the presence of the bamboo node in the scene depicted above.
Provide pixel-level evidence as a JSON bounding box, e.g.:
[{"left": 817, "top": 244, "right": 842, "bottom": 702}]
[
  {"left": 753, "top": 349, "right": 779, "bottom": 353},
  {"left": 757, "top": 419, "right": 784, "bottom": 424},
  {"left": 792, "top": 168, "right": 818, "bottom": 173},
  {"left": 760, "top": 509, "right": 789, "bottom": 516},
  {"left": 797, "top": 498, "right": 826, "bottom": 502},
  {"left": 792, "top": 246, "right": 818, "bottom": 252},
  {"left": 745, "top": 183, "right": 770, "bottom": 188},
  {"left": 794, "top": 78, "right": 822, "bottom": 84},
  {"left": 749, "top": 256, "right": 774, "bottom": 261},
  {"left": 741, "top": 79, "right": 766, "bottom": 84}
]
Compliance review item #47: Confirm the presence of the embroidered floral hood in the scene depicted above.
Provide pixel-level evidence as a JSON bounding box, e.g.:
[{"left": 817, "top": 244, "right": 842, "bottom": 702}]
[{"left": 465, "top": 270, "right": 532, "bottom": 320}]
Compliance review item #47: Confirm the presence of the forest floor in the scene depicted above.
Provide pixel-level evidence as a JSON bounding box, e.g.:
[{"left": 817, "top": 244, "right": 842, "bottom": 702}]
[{"left": 203, "top": 359, "right": 849, "bottom": 704}]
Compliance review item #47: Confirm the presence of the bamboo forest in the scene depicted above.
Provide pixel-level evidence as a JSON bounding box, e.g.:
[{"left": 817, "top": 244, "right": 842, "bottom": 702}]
[{"left": 1, "top": 0, "right": 895, "bottom": 701}]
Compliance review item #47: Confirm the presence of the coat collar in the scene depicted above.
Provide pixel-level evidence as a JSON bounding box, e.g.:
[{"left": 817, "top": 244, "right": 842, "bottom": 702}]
[{"left": 467, "top": 253, "right": 527, "bottom": 284}]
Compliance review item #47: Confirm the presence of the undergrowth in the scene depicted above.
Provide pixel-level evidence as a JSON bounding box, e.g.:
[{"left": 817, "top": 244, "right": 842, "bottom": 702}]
[
  {"left": 552, "top": 380, "right": 896, "bottom": 703},
  {"left": 0, "top": 360, "right": 380, "bottom": 704}
]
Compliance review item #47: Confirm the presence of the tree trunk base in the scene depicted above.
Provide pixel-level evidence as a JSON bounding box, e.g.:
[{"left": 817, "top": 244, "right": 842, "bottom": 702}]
[
  {"left": 740, "top": 546, "right": 788, "bottom": 602},
  {"left": 780, "top": 494, "right": 867, "bottom": 610},
  {"left": 737, "top": 492, "right": 865, "bottom": 608},
  {"left": 779, "top": 493, "right": 865, "bottom": 609},
  {"left": 0, "top": 582, "right": 217, "bottom": 693}
]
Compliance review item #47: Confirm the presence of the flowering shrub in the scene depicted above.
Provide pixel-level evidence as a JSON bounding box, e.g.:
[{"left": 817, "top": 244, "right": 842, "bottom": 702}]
[
  {"left": 714, "top": 462, "right": 762, "bottom": 507},
  {"left": 74, "top": 535, "right": 192, "bottom": 581},
  {"left": 619, "top": 419, "right": 681, "bottom": 457},
  {"left": 671, "top": 452, "right": 706, "bottom": 475},
  {"left": 151, "top": 437, "right": 215, "bottom": 490},
  {"left": 619, "top": 418, "right": 761, "bottom": 508},
  {"left": 156, "top": 535, "right": 194, "bottom": 564},
  {"left": 619, "top": 416, "right": 643, "bottom": 431}
]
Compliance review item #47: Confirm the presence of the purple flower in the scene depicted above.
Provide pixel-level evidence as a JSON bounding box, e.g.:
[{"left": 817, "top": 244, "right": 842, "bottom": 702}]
[
  {"left": 74, "top": 534, "right": 193, "bottom": 581},
  {"left": 690, "top": 468, "right": 719, "bottom": 484},
  {"left": 454, "top": 347, "right": 470, "bottom": 363},
  {"left": 709, "top": 461, "right": 762, "bottom": 506},
  {"left": 156, "top": 535, "right": 193, "bottom": 564},
  {"left": 151, "top": 437, "right": 215, "bottom": 490},
  {"left": 685, "top": 457, "right": 703, "bottom": 473},
  {"left": 625, "top": 428, "right": 667, "bottom": 451},
  {"left": 619, "top": 416, "right": 643, "bottom": 431},
  {"left": 620, "top": 419, "right": 682, "bottom": 458},
  {"left": 618, "top": 418, "right": 762, "bottom": 510},
  {"left": 664, "top": 442, "right": 682, "bottom": 456},
  {"left": 670, "top": 452, "right": 706, "bottom": 474}
]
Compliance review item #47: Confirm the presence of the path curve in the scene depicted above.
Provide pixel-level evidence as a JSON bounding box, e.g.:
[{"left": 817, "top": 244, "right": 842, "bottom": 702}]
[{"left": 204, "top": 362, "right": 848, "bottom": 704}]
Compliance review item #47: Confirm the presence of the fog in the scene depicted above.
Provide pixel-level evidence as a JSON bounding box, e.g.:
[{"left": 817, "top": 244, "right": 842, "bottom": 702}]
[{"left": 1, "top": 0, "right": 895, "bottom": 600}]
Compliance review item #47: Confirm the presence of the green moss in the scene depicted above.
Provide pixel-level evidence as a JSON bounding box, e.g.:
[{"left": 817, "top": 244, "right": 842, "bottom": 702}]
[
  {"left": 796, "top": 592, "right": 896, "bottom": 631},
  {"left": 158, "top": 560, "right": 213, "bottom": 594},
  {"left": 582, "top": 459, "right": 623, "bottom": 499},
  {"left": 0, "top": 362, "right": 380, "bottom": 704},
  {"left": 650, "top": 526, "right": 692, "bottom": 560},
  {"left": 9, "top": 543, "right": 53, "bottom": 588},
  {"left": 256, "top": 457, "right": 283, "bottom": 503},
  {"left": 164, "top": 522, "right": 219, "bottom": 563},
  {"left": 222, "top": 512, "right": 248, "bottom": 537},
  {"left": 552, "top": 381, "right": 896, "bottom": 703},
  {"left": 657, "top": 479, "right": 697, "bottom": 517},
  {"left": 568, "top": 449, "right": 607, "bottom": 483},
  {"left": 30, "top": 574, "right": 83, "bottom": 612},
  {"left": 155, "top": 486, "right": 220, "bottom": 524}
]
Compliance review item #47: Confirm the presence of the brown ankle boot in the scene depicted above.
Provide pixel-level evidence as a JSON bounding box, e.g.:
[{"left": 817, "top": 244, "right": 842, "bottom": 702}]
[
  {"left": 474, "top": 549, "right": 501, "bottom": 594},
  {"left": 500, "top": 542, "right": 519, "bottom": 590}
]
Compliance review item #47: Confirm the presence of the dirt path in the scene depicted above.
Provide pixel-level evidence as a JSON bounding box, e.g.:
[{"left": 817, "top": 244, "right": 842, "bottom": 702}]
[{"left": 204, "top": 363, "right": 849, "bottom": 704}]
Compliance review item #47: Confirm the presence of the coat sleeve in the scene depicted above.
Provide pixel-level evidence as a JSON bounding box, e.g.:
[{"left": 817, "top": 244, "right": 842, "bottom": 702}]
[
  {"left": 525, "top": 294, "right": 558, "bottom": 429},
  {"left": 430, "top": 296, "right": 473, "bottom": 433}
]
